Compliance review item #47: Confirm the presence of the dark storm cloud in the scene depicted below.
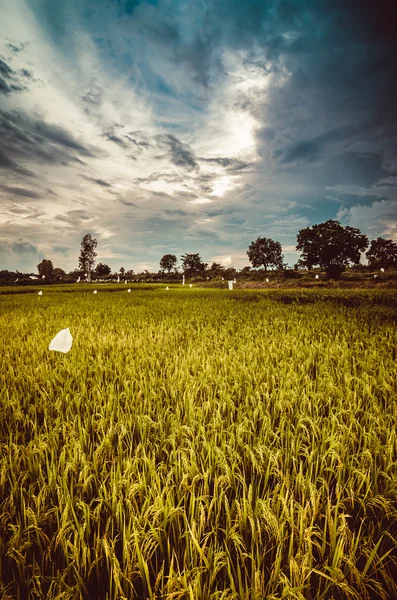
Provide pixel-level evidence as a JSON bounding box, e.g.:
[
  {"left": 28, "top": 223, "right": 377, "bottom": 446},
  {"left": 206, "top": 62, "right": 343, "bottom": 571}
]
[
  {"left": 6, "top": 42, "right": 28, "bottom": 54},
  {"left": 0, "top": 183, "right": 41, "bottom": 199},
  {"left": 125, "top": 134, "right": 150, "bottom": 148},
  {"left": 33, "top": 120, "right": 94, "bottom": 155},
  {"left": 107, "top": 134, "right": 127, "bottom": 146},
  {"left": 0, "top": 240, "right": 40, "bottom": 264},
  {"left": 0, "top": 58, "right": 27, "bottom": 95},
  {"left": 243, "top": 0, "right": 397, "bottom": 188},
  {"left": 80, "top": 174, "right": 112, "bottom": 187},
  {"left": 156, "top": 134, "right": 198, "bottom": 170},
  {"left": 0, "top": 149, "right": 35, "bottom": 177},
  {"left": 0, "top": 109, "right": 98, "bottom": 177},
  {"left": 276, "top": 125, "right": 361, "bottom": 164}
]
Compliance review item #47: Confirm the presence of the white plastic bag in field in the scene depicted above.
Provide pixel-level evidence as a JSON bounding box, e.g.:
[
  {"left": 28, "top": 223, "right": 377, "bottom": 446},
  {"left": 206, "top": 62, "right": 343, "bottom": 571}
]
[
  {"left": 127, "top": 289, "right": 131, "bottom": 292},
  {"left": 49, "top": 328, "right": 73, "bottom": 353},
  {"left": 380, "top": 268, "right": 385, "bottom": 272},
  {"left": 315, "top": 274, "right": 319, "bottom": 279},
  {"left": 189, "top": 283, "right": 192, "bottom": 288},
  {"left": 266, "top": 278, "right": 269, "bottom": 283},
  {"left": 93, "top": 290, "right": 97, "bottom": 294},
  {"left": 38, "top": 290, "right": 43, "bottom": 295},
  {"left": 166, "top": 286, "right": 169, "bottom": 290},
  {"left": 77, "top": 276, "right": 81, "bottom": 283}
]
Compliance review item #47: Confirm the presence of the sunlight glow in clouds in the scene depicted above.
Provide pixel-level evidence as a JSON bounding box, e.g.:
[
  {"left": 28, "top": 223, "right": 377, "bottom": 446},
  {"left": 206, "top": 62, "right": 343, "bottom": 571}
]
[
  {"left": 0, "top": 0, "right": 396, "bottom": 273},
  {"left": 211, "top": 176, "right": 242, "bottom": 197}
]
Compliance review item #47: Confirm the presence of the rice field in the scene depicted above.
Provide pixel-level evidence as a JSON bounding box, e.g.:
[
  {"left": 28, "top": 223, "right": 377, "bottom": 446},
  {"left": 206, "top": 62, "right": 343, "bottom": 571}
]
[{"left": 1, "top": 286, "right": 397, "bottom": 599}]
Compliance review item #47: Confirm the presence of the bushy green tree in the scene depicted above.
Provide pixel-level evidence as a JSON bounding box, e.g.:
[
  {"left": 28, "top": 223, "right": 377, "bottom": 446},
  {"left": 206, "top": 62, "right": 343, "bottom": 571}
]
[
  {"left": 160, "top": 254, "right": 177, "bottom": 273},
  {"left": 366, "top": 237, "right": 397, "bottom": 269},
  {"left": 37, "top": 259, "right": 54, "bottom": 279},
  {"left": 296, "top": 220, "right": 368, "bottom": 278},
  {"left": 207, "top": 262, "right": 225, "bottom": 277},
  {"left": 247, "top": 237, "right": 284, "bottom": 271},
  {"left": 95, "top": 263, "right": 111, "bottom": 276},
  {"left": 53, "top": 267, "right": 66, "bottom": 280},
  {"left": 181, "top": 253, "right": 207, "bottom": 277}
]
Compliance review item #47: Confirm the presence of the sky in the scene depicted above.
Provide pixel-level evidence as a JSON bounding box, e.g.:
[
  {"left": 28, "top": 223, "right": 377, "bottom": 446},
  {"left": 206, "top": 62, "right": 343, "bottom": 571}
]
[{"left": 0, "top": 0, "right": 396, "bottom": 274}]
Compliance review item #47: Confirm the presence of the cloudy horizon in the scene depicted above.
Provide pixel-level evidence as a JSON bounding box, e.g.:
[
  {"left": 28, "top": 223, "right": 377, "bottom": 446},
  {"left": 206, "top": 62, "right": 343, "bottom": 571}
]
[{"left": 0, "top": 0, "right": 396, "bottom": 273}]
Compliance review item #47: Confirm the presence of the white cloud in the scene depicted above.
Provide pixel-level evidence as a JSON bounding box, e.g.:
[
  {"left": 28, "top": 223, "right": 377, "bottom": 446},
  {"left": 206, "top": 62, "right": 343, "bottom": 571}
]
[{"left": 337, "top": 199, "right": 397, "bottom": 241}]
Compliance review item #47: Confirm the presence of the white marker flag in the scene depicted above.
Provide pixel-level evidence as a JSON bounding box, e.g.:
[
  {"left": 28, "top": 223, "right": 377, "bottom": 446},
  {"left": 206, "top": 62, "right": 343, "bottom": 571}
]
[
  {"left": 117, "top": 276, "right": 120, "bottom": 283},
  {"left": 266, "top": 278, "right": 269, "bottom": 283},
  {"left": 189, "top": 283, "right": 192, "bottom": 288},
  {"left": 49, "top": 328, "right": 73, "bottom": 354},
  {"left": 127, "top": 288, "right": 131, "bottom": 292},
  {"left": 182, "top": 275, "right": 185, "bottom": 286},
  {"left": 166, "top": 286, "right": 169, "bottom": 290},
  {"left": 228, "top": 280, "right": 233, "bottom": 290},
  {"left": 77, "top": 276, "right": 80, "bottom": 283},
  {"left": 315, "top": 274, "right": 319, "bottom": 279}
]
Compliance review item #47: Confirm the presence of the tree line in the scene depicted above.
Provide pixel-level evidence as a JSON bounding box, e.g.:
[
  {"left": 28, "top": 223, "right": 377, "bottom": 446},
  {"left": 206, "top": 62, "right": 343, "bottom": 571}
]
[{"left": 1, "top": 220, "right": 397, "bottom": 285}]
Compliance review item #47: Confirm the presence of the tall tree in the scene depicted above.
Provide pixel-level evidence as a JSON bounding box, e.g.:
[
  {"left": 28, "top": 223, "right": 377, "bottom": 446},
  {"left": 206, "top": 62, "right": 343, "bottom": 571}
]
[
  {"left": 160, "top": 254, "right": 177, "bottom": 273},
  {"left": 37, "top": 259, "right": 54, "bottom": 279},
  {"left": 296, "top": 220, "right": 368, "bottom": 278},
  {"left": 247, "top": 237, "right": 284, "bottom": 271},
  {"left": 180, "top": 253, "right": 206, "bottom": 277},
  {"left": 366, "top": 237, "right": 397, "bottom": 269},
  {"left": 78, "top": 234, "right": 97, "bottom": 282}
]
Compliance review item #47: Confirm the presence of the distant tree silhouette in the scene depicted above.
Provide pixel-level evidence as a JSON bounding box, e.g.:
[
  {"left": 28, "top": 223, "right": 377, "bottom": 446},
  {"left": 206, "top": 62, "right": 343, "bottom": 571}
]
[
  {"left": 207, "top": 262, "right": 225, "bottom": 277},
  {"left": 53, "top": 267, "right": 66, "bottom": 280}
]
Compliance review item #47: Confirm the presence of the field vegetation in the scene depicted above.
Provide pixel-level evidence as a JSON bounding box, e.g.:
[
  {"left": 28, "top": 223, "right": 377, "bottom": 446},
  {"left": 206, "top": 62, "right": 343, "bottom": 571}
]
[{"left": 1, "top": 287, "right": 397, "bottom": 599}]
